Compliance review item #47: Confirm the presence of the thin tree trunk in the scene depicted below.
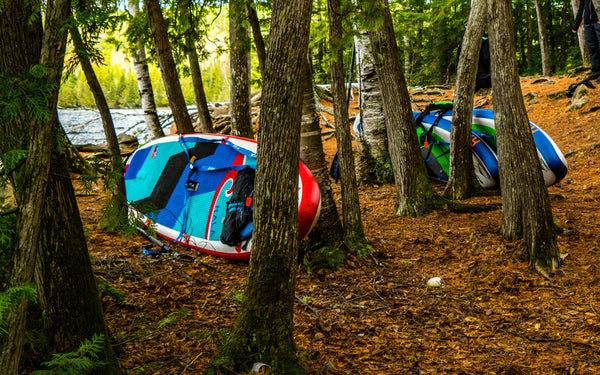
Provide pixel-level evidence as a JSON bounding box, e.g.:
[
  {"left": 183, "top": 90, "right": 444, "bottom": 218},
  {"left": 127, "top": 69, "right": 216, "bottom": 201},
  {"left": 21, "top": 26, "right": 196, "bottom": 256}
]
[
  {"left": 534, "top": 0, "right": 552, "bottom": 75},
  {"left": 328, "top": 0, "right": 364, "bottom": 240},
  {"left": 70, "top": 26, "right": 127, "bottom": 205},
  {"left": 571, "top": 0, "right": 589, "bottom": 64},
  {"left": 127, "top": 0, "right": 165, "bottom": 140},
  {"left": 246, "top": 0, "right": 267, "bottom": 75},
  {"left": 229, "top": 0, "right": 253, "bottom": 138},
  {"left": 354, "top": 32, "right": 391, "bottom": 184},
  {"left": 187, "top": 44, "right": 214, "bottom": 133},
  {"left": 144, "top": 0, "right": 194, "bottom": 134},
  {"left": 444, "top": 0, "right": 487, "bottom": 200},
  {"left": 527, "top": 1, "right": 534, "bottom": 70},
  {"left": 300, "top": 59, "right": 343, "bottom": 246},
  {"left": 367, "top": 0, "right": 440, "bottom": 216},
  {"left": 488, "top": 0, "right": 559, "bottom": 273},
  {"left": 206, "top": 0, "right": 312, "bottom": 372},
  {"left": 183, "top": 3, "right": 214, "bottom": 133}
]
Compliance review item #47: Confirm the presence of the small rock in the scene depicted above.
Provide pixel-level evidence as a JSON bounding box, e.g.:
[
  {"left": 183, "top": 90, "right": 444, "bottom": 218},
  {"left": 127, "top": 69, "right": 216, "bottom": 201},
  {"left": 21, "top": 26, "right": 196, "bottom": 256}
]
[
  {"left": 427, "top": 277, "right": 444, "bottom": 288},
  {"left": 117, "top": 133, "right": 138, "bottom": 148}
]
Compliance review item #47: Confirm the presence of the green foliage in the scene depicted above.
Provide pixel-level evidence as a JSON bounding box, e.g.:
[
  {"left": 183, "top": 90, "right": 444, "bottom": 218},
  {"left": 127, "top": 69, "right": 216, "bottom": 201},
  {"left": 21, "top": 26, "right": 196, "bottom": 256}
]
[
  {"left": 0, "top": 66, "right": 55, "bottom": 124},
  {"left": 33, "top": 334, "right": 106, "bottom": 375},
  {"left": 124, "top": 7, "right": 154, "bottom": 58},
  {"left": 0, "top": 284, "right": 37, "bottom": 333},
  {"left": 347, "top": 232, "right": 371, "bottom": 257},
  {"left": 157, "top": 309, "right": 191, "bottom": 329},
  {"left": 0, "top": 151, "right": 26, "bottom": 274},
  {"left": 0, "top": 207, "right": 16, "bottom": 287},
  {"left": 59, "top": 63, "right": 142, "bottom": 108},
  {"left": 302, "top": 242, "right": 345, "bottom": 273},
  {"left": 96, "top": 282, "right": 126, "bottom": 303},
  {"left": 0, "top": 149, "right": 28, "bottom": 180},
  {"left": 374, "top": 157, "right": 394, "bottom": 184},
  {"left": 186, "top": 327, "right": 230, "bottom": 344}
]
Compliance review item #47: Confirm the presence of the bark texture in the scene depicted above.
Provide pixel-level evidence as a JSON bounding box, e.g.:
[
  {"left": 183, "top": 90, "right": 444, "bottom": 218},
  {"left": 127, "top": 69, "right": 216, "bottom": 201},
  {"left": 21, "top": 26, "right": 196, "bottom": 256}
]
[
  {"left": 229, "top": 0, "right": 253, "bottom": 138},
  {"left": 144, "top": 0, "right": 194, "bottom": 134},
  {"left": 354, "top": 32, "right": 391, "bottom": 184},
  {"left": 206, "top": 0, "right": 312, "bottom": 373},
  {"left": 187, "top": 38, "right": 214, "bottom": 133},
  {"left": 444, "top": 0, "right": 487, "bottom": 200},
  {"left": 328, "top": 0, "right": 365, "bottom": 240},
  {"left": 34, "top": 131, "right": 124, "bottom": 374},
  {"left": 127, "top": 0, "right": 164, "bottom": 140},
  {"left": 0, "top": 2, "right": 70, "bottom": 371},
  {"left": 71, "top": 26, "right": 127, "bottom": 205},
  {"left": 182, "top": 0, "right": 213, "bottom": 133},
  {"left": 246, "top": 0, "right": 267, "bottom": 75},
  {"left": 0, "top": 2, "right": 123, "bottom": 373},
  {"left": 368, "top": 0, "right": 440, "bottom": 216},
  {"left": 300, "top": 61, "right": 343, "bottom": 246},
  {"left": 534, "top": 0, "right": 552, "bottom": 76},
  {"left": 488, "top": 0, "right": 559, "bottom": 272},
  {"left": 571, "top": 0, "right": 589, "bottom": 64}
]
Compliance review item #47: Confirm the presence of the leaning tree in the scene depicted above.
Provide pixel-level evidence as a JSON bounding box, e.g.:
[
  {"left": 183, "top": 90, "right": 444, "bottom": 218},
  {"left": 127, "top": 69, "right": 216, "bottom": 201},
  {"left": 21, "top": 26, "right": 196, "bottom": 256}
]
[
  {"left": 143, "top": 0, "right": 194, "bottom": 133},
  {"left": 445, "top": 0, "right": 487, "bottom": 200}
]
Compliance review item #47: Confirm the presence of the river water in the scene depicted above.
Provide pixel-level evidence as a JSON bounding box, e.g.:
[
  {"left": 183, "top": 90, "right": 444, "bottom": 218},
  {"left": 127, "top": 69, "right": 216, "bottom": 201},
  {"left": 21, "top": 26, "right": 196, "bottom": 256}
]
[{"left": 58, "top": 107, "right": 176, "bottom": 146}]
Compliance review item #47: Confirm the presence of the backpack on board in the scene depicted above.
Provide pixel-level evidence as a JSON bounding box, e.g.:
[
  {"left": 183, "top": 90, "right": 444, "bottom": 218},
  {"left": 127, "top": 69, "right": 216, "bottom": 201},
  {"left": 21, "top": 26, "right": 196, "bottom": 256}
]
[{"left": 220, "top": 166, "right": 255, "bottom": 247}]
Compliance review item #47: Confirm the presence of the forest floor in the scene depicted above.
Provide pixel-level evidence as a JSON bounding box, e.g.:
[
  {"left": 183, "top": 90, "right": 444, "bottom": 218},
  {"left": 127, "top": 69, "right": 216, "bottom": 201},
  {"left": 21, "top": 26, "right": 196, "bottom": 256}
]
[{"left": 76, "top": 73, "right": 600, "bottom": 374}]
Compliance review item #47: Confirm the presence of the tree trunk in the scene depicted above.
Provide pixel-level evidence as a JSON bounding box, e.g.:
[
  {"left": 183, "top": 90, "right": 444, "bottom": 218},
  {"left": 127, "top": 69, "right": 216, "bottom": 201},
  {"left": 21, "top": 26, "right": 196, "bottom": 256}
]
[
  {"left": 35, "top": 128, "right": 124, "bottom": 374},
  {"left": 182, "top": 0, "right": 214, "bottom": 133},
  {"left": 70, "top": 26, "right": 127, "bottom": 213},
  {"left": 0, "top": 0, "right": 42, "bottom": 162},
  {"left": 354, "top": 32, "right": 391, "bottom": 184},
  {"left": 571, "top": 0, "right": 589, "bottom": 64},
  {"left": 527, "top": 0, "right": 534, "bottom": 70},
  {"left": 444, "top": 0, "right": 487, "bottom": 200},
  {"left": 432, "top": 19, "right": 445, "bottom": 84},
  {"left": 246, "top": 0, "right": 267, "bottom": 75},
  {"left": 368, "top": 0, "right": 440, "bottom": 216},
  {"left": 328, "top": 0, "right": 365, "bottom": 241},
  {"left": 488, "top": 0, "right": 560, "bottom": 273},
  {"left": 534, "top": 0, "right": 552, "bottom": 75},
  {"left": 206, "top": 0, "right": 312, "bottom": 372},
  {"left": 127, "top": 0, "right": 165, "bottom": 140},
  {"left": 300, "top": 59, "right": 343, "bottom": 246},
  {"left": 0, "top": 2, "right": 123, "bottom": 373},
  {"left": 143, "top": 0, "right": 194, "bottom": 134},
  {"left": 0, "top": 2, "right": 70, "bottom": 371},
  {"left": 229, "top": 0, "right": 254, "bottom": 138}
]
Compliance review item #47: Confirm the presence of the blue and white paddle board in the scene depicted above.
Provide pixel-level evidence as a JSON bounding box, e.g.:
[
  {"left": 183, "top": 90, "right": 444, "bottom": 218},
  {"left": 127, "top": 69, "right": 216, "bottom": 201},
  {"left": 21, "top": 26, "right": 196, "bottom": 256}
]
[
  {"left": 124, "top": 134, "right": 321, "bottom": 260},
  {"left": 439, "top": 108, "right": 568, "bottom": 186},
  {"left": 413, "top": 112, "right": 499, "bottom": 188}
]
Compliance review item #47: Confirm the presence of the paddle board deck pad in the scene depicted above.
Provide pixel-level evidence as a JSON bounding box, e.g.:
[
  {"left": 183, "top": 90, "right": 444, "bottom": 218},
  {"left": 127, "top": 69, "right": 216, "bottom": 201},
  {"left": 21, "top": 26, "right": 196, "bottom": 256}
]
[
  {"left": 414, "top": 112, "right": 499, "bottom": 188},
  {"left": 124, "top": 134, "right": 321, "bottom": 260},
  {"left": 437, "top": 108, "right": 568, "bottom": 186}
]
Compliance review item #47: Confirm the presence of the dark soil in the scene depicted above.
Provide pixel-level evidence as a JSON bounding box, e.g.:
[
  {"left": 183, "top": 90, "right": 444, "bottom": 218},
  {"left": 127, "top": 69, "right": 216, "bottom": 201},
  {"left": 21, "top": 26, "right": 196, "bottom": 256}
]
[{"left": 78, "top": 74, "right": 600, "bottom": 374}]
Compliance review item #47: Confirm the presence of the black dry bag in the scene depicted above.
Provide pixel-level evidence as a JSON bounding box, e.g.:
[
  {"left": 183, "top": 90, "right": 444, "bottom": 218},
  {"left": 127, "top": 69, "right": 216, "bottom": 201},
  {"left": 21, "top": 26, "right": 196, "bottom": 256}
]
[{"left": 220, "top": 166, "right": 255, "bottom": 246}]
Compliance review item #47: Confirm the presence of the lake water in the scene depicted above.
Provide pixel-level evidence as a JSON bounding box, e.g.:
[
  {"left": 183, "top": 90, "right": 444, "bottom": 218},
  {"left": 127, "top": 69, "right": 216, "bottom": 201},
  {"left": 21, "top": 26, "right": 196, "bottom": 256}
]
[{"left": 58, "top": 107, "right": 175, "bottom": 146}]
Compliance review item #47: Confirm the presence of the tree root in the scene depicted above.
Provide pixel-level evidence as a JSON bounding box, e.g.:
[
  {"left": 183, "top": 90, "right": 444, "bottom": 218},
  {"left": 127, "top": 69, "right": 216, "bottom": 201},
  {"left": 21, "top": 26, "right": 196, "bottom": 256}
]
[
  {"left": 445, "top": 200, "right": 502, "bottom": 214},
  {"left": 534, "top": 261, "right": 553, "bottom": 280}
]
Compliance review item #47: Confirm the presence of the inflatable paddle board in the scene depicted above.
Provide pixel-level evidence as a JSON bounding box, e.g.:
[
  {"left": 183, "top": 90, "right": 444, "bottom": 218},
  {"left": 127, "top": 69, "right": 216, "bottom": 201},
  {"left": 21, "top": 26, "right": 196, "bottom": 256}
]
[
  {"left": 438, "top": 108, "right": 568, "bottom": 186},
  {"left": 413, "top": 111, "right": 499, "bottom": 188},
  {"left": 124, "top": 134, "right": 321, "bottom": 260}
]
